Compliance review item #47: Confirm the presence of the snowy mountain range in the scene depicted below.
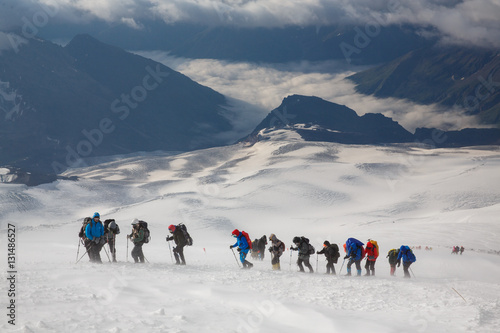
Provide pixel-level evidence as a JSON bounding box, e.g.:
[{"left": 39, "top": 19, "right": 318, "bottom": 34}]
[{"left": 1, "top": 34, "right": 500, "bottom": 185}]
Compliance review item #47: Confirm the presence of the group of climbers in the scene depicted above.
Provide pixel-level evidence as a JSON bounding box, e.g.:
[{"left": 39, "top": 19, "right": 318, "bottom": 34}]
[{"left": 77, "top": 215, "right": 416, "bottom": 277}]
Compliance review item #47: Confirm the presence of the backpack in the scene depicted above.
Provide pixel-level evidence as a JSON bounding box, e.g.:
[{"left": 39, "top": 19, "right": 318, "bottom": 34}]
[
  {"left": 369, "top": 240, "right": 379, "bottom": 258},
  {"left": 369, "top": 239, "right": 379, "bottom": 259},
  {"left": 79, "top": 217, "right": 92, "bottom": 239},
  {"left": 241, "top": 231, "right": 252, "bottom": 250},
  {"left": 346, "top": 238, "right": 365, "bottom": 259},
  {"left": 139, "top": 221, "right": 150, "bottom": 243},
  {"left": 387, "top": 249, "right": 399, "bottom": 264},
  {"left": 330, "top": 243, "right": 340, "bottom": 262},
  {"left": 252, "top": 239, "right": 259, "bottom": 252},
  {"left": 276, "top": 241, "right": 285, "bottom": 255},
  {"left": 308, "top": 243, "right": 315, "bottom": 255},
  {"left": 177, "top": 223, "right": 193, "bottom": 246},
  {"left": 404, "top": 247, "right": 417, "bottom": 262},
  {"left": 301, "top": 237, "right": 315, "bottom": 255},
  {"left": 104, "top": 219, "right": 120, "bottom": 235},
  {"left": 387, "top": 249, "right": 398, "bottom": 259}
]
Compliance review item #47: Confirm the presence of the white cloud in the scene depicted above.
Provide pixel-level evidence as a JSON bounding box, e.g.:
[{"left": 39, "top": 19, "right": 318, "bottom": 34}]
[
  {"left": 137, "top": 51, "right": 482, "bottom": 133},
  {"left": 1, "top": 1, "right": 499, "bottom": 48}
]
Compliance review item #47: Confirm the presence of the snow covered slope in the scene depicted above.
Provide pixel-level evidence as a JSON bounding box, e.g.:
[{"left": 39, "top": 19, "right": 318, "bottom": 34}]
[{"left": 1, "top": 130, "right": 500, "bottom": 332}]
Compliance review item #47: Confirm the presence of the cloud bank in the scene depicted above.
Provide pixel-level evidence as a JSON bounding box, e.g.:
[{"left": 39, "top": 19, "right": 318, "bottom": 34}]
[
  {"left": 1, "top": 0, "right": 500, "bottom": 48},
  {"left": 138, "top": 51, "right": 482, "bottom": 133}
]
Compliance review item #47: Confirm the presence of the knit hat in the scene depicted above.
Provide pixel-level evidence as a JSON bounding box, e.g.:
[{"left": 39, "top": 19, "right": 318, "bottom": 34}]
[{"left": 93, "top": 212, "right": 100, "bottom": 219}]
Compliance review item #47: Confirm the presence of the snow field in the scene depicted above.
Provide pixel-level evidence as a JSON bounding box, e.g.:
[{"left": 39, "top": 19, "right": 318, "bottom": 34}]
[{"left": 1, "top": 132, "right": 500, "bottom": 332}]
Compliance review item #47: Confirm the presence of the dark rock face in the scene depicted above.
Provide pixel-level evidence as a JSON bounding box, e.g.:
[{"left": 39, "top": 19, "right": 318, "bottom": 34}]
[{"left": 0, "top": 34, "right": 232, "bottom": 173}]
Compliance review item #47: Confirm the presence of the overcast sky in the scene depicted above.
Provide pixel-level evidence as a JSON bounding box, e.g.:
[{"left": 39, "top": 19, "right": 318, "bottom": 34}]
[{"left": 1, "top": 0, "right": 500, "bottom": 48}]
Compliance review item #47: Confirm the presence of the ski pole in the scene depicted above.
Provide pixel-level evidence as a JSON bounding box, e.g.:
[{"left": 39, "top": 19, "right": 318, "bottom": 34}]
[
  {"left": 339, "top": 258, "right": 346, "bottom": 275},
  {"left": 231, "top": 247, "right": 241, "bottom": 268},
  {"left": 76, "top": 239, "right": 82, "bottom": 263},
  {"left": 167, "top": 238, "right": 174, "bottom": 264}
]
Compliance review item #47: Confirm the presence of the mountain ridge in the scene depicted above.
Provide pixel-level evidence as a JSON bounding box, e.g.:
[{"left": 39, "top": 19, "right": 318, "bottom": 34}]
[
  {"left": 244, "top": 95, "right": 500, "bottom": 148},
  {"left": 348, "top": 46, "right": 500, "bottom": 125},
  {"left": 0, "top": 34, "right": 233, "bottom": 174}
]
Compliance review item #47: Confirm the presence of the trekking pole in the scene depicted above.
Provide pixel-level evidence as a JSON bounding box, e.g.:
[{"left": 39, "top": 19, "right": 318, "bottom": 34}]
[
  {"left": 231, "top": 248, "right": 241, "bottom": 268},
  {"left": 126, "top": 237, "right": 129, "bottom": 262},
  {"left": 316, "top": 254, "right": 319, "bottom": 273},
  {"left": 76, "top": 239, "right": 82, "bottom": 263},
  {"left": 76, "top": 243, "right": 93, "bottom": 264},
  {"left": 410, "top": 267, "right": 416, "bottom": 278},
  {"left": 103, "top": 244, "right": 112, "bottom": 262},
  {"left": 143, "top": 255, "right": 150, "bottom": 263},
  {"left": 167, "top": 239, "right": 174, "bottom": 264},
  {"left": 111, "top": 234, "right": 116, "bottom": 262},
  {"left": 339, "top": 258, "right": 346, "bottom": 275}
]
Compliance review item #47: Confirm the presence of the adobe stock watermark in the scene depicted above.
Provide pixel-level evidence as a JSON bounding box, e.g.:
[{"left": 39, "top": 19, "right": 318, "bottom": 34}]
[
  {"left": 212, "top": 1, "right": 235, "bottom": 25},
  {"left": 7, "top": 1, "right": 60, "bottom": 53},
  {"left": 94, "top": 265, "right": 131, "bottom": 305},
  {"left": 237, "top": 299, "right": 279, "bottom": 333},
  {"left": 269, "top": 106, "right": 296, "bottom": 128},
  {"left": 461, "top": 71, "right": 500, "bottom": 113},
  {"left": 51, "top": 64, "right": 170, "bottom": 173},
  {"left": 340, "top": 0, "right": 403, "bottom": 64},
  {"left": 385, "top": 129, "right": 448, "bottom": 192}
]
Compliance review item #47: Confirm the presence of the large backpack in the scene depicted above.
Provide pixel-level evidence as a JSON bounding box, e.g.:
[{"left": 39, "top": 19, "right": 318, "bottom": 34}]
[
  {"left": 368, "top": 239, "right": 379, "bottom": 258},
  {"left": 331, "top": 243, "right": 340, "bottom": 263},
  {"left": 387, "top": 249, "right": 399, "bottom": 259},
  {"left": 79, "top": 217, "right": 92, "bottom": 239},
  {"left": 176, "top": 223, "right": 193, "bottom": 246},
  {"left": 346, "top": 238, "right": 365, "bottom": 259},
  {"left": 139, "top": 221, "right": 150, "bottom": 243},
  {"left": 372, "top": 240, "right": 379, "bottom": 257},
  {"left": 278, "top": 241, "right": 285, "bottom": 254},
  {"left": 387, "top": 249, "right": 399, "bottom": 264},
  {"left": 252, "top": 239, "right": 259, "bottom": 252},
  {"left": 104, "top": 219, "right": 120, "bottom": 236},
  {"left": 301, "top": 237, "right": 315, "bottom": 255},
  {"left": 404, "top": 246, "right": 417, "bottom": 262},
  {"left": 308, "top": 243, "right": 315, "bottom": 255},
  {"left": 241, "top": 231, "right": 252, "bottom": 250}
]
